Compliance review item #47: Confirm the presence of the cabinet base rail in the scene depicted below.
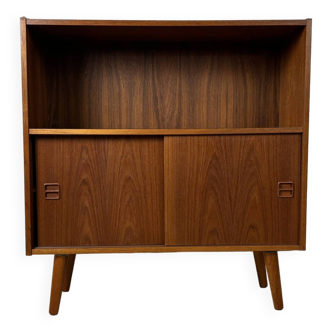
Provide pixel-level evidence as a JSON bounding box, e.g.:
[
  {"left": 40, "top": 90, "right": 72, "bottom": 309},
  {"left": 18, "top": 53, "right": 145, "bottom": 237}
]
[{"left": 33, "top": 245, "right": 300, "bottom": 255}]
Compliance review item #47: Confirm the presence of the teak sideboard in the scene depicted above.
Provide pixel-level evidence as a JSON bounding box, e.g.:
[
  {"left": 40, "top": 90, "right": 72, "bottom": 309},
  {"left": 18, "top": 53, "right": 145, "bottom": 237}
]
[{"left": 20, "top": 18, "right": 312, "bottom": 315}]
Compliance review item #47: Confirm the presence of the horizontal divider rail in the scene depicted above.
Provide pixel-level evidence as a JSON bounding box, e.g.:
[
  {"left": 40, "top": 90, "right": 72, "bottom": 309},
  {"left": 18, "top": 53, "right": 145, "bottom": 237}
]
[{"left": 29, "top": 128, "right": 304, "bottom": 136}]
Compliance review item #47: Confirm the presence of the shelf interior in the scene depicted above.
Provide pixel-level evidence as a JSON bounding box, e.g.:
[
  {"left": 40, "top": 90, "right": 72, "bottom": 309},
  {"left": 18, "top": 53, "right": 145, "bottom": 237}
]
[{"left": 27, "top": 24, "right": 307, "bottom": 130}]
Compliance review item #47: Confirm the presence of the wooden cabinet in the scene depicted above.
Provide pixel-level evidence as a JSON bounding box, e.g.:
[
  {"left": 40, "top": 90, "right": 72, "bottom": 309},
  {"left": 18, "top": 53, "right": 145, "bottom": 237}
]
[{"left": 20, "top": 18, "right": 312, "bottom": 314}]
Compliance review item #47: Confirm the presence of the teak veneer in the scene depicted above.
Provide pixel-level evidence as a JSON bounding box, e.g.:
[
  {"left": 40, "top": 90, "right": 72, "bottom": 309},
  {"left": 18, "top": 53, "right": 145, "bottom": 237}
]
[{"left": 20, "top": 18, "right": 312, "bottom": 315}]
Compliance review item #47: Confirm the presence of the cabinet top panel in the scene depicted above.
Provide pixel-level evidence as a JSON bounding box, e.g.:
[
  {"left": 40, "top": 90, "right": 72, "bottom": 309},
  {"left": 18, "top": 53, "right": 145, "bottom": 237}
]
[
  {"left": 24, "top": 18, "right": 310, "bottom": 27},
  {"left": 23, "top": 18, "right": 310, "bottom": 43}
]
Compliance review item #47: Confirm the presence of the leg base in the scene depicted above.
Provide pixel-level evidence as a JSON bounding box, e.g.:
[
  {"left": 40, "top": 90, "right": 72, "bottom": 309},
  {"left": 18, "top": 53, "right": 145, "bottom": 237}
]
[
  {"left": 253, "top": 252, "right": 268, "bottom": 288},
  {"left": 264, "top": 251, "right": 284, "bottom": 310},
  {"left": 49, "top": 255, "right": 69, "bottom": 315},
  {"left": 62, "top": 255, "right": 76, "bottom": 292}
]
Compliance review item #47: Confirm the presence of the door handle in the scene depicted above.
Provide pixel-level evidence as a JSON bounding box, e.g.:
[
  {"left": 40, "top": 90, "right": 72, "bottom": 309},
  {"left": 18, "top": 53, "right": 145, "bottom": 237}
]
[
  {"left": 44, "top": 183, "right": 60, "bottom": 200},
  {"left": 278, "top": 182, "right": 293, "bottom": 198}
]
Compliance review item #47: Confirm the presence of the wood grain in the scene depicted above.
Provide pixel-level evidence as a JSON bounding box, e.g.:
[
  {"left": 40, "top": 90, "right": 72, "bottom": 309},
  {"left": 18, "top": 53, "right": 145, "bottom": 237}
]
[
  {"left": 49, "top": 255, "right": 68, "bottom": 315},
  {"left": 31, "top": 245, "right": 300, "bottom": 255},
  {"left": 299, "top": 19, "right": 312, "bottom": 250},
  {"left": 165, "top": 134, "right": 301, "bottom": 245},
  {"left": 279, "top": 27, "right": 306, "bottom": 127},
  {"left": 30, "top": 40, "right": 281, "bottom": 129},
  {"left": 29, "top": 128, "right": 303, "bottom": 135},
  {"left": 26, "top": 23, "right": 48, "bottom": 128},
  {"left": 21, "top": 19, "right": 312, "bottom": 315},
  {"left": 20, "top": 17, "right": 34, "bottom": 255},
  {"left": 35, "top": 137, "right": 164, "bottom": 246},
  {"left": 253, "top": 252, "right": 268, "bottom": 288},
  {"left": 62, "top": 254, "right": 76, "bottom": 292},
  {"left": 264, "top": 252, "right": 283, "bottom": 310}
]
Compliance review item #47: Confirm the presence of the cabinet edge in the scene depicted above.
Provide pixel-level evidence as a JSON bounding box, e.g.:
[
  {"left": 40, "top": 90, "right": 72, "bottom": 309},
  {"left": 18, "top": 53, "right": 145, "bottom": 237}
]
[
  {"left": 299, "top": 19, "right": 312, "bottom": 250},
  {"left": 32, "top": 245, "right": 301, "bottom": 255},
  {"left": 21, "top": 17, "right": 34, "bottom": 256}
]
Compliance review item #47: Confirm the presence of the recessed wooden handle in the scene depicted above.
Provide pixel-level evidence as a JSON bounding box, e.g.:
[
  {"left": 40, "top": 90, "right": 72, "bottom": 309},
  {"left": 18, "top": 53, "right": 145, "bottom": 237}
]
[
  {"left": 44, "top": 183, "right": 60, "bottom": 200},
  {"left": 278, "top": 182, "right": 293, "bottom": 198}
]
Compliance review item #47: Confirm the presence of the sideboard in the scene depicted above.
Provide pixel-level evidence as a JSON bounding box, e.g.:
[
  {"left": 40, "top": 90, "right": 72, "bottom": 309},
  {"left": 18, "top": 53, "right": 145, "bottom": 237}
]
[{"left": 20, "top": 18, "right": 312, "bottom": 314}]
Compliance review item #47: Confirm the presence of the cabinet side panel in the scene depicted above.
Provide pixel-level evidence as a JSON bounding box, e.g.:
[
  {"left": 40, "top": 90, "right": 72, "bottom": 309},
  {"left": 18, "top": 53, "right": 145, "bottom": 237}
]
[
  {"left": 21, "top": 17, "right": 34, "bottom": 255},
  {"left": 165, "top": 134, "right": 301, "bottom": 245},
  {"left": 279, "top": 28, "right": 305, "bottom": 126},
  {"left": 299, "top": 20, "right": 312, "bottom": 250},
  {"left": 35, "top": 137, "right": 164, "bottom": 246},
  {"left": 26, "top": 27, "right": 49, "bottom": 128}
]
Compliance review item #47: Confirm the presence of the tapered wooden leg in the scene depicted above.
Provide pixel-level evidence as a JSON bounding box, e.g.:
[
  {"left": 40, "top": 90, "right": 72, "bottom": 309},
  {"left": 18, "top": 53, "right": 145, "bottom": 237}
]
[
  {"left": 264, "top": 252, "right": 283, "bottom": 310},
  {"left": 62, "top": 254, "right": 76, "bottom": 292},
  {"left": 253, "top": 252, "right": 268, "bottom": 288},
  {"left": 49, "top": 255, "right": 68, "bottom": 315}
]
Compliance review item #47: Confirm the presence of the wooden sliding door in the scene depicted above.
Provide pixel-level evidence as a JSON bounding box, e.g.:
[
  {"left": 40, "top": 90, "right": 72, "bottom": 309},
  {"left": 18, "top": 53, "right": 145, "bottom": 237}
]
[
  {"left": 165, "top": 134, "right": 301, "bottom": 245},
  {"left": 35, "top": 136, "right": 164, "bottom": 246},
  {"left": 35, "top": 134, "right": 301, "bottom": 247}
]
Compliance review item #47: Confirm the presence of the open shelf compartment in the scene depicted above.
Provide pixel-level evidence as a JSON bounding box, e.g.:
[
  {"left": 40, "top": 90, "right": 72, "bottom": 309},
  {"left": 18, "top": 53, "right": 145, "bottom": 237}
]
[{"left": 26, "top": 22, "right": 308, "bottom": 130}]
